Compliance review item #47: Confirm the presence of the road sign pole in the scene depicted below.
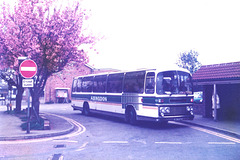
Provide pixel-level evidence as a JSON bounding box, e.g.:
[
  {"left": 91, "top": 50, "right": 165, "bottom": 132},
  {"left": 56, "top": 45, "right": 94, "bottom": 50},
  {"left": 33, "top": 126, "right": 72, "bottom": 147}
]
[
  {"left": 27, "top": 88, "right": 30, "bottom": 134},
  {"left": 19, "top": 59, "right": 37, "bottom": 134}
]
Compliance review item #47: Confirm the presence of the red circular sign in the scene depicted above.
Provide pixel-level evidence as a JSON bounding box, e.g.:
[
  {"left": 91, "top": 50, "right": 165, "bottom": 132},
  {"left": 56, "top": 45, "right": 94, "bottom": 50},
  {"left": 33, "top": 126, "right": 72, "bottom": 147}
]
[{"left": 19, "top": 60, "right": 37, "bottom": 78}]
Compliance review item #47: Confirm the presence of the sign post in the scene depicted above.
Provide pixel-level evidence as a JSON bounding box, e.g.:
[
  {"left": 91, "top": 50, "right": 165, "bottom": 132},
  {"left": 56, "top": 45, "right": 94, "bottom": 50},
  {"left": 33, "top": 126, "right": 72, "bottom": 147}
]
[{"left": 19, "top": 59, "right": 37, "bottom": 134}]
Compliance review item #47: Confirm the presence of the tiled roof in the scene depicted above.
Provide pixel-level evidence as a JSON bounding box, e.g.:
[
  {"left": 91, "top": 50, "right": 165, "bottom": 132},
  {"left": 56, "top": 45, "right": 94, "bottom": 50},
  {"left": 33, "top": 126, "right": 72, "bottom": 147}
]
[{"left": 192, "top": 61, "right": 240, "bottom": 81}]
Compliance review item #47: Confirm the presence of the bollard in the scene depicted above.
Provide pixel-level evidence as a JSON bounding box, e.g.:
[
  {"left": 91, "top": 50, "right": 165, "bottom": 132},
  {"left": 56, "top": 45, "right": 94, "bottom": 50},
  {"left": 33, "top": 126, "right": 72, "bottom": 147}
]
[
  {"left": 9, "top": 103, "right": 12, "bottom": 111},
  {"left": 6, "top": 103, "right": 13, "bottom": 112},
  {"left": 7, "top": 103, "right": 9, "bottom": 112}
]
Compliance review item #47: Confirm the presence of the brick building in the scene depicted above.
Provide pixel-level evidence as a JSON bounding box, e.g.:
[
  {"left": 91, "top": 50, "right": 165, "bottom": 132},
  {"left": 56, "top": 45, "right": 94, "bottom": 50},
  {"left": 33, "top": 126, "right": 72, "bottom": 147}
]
[
  {"left": 193, "top": 61, "right": 240, "bottom": 120},
  {"left": 43, "top": 64, "right": 120, "bottom": 103},
  {"left": 44, "top": 64, "right": 94, "bottom": 103}
]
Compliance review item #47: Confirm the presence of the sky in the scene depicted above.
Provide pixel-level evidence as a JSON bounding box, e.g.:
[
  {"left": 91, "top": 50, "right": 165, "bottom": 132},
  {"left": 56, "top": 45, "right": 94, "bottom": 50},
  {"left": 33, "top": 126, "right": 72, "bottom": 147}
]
[
  {"left": 2, "top": 0, "right": 240, "bottom": 70},
  {"left": 82, "top": 0, "right": 240, "bottom": 70}
]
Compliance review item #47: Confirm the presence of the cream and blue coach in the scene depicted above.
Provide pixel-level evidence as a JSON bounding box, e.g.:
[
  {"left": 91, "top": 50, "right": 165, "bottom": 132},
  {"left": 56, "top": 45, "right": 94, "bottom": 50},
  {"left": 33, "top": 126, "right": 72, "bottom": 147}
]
[{"left": 71, "top": 68, "right": 194, "bottom": 124}]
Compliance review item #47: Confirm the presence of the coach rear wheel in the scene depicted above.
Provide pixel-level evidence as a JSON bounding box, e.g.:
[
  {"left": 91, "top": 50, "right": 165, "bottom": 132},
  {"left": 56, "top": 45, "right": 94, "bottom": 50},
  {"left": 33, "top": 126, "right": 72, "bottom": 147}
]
[
  {"left": 83, "top": 102, "right": 90, "bottom": 116},
  {"left": 129, "top": 108, "right": 137, "bottom": 125},
  {"left": 125, "top": 107, "right": 137, "bottom": 125}
]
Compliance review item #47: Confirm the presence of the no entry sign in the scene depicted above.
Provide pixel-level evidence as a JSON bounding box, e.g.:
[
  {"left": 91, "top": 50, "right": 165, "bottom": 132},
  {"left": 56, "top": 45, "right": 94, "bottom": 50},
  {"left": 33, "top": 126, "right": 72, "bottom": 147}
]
[{"left": 19, "top": 59, "right": 37, "bottom": 78}]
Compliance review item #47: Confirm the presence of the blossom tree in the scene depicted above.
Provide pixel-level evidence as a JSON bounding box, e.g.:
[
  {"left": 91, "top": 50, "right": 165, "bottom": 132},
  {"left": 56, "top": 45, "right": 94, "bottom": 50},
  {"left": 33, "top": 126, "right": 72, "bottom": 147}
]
[{"left": 0, "top": 0, "right": 97, "bottom": 115}]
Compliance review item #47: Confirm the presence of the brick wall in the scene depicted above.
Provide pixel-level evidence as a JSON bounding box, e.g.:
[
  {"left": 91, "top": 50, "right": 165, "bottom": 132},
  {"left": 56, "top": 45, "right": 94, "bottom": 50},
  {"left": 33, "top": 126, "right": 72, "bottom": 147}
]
[{"left": 44, "top": 64, "right": 93, "bottom": 103}]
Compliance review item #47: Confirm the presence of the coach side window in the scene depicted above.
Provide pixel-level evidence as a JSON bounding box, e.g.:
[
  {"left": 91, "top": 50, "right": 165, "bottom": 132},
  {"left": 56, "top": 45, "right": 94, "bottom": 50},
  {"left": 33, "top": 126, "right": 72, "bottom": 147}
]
[
  {"left": 123, "top": 71, "right": 145, "bottom": 93},
  {"left": 77, "top": 78, "right": 82, "bottom": 92},
  {"left": 82, "top": 77, "right": 93, "bottom": 92},
  {"left": 72, "top": 79, "right": 78, "bottom": 92},
  {"left": 93, "top": 75, "right": 107, "bottom": 92},
  {"left": 145, "top": 72, "right": 155, "bottom": 94},
  {"left": 107, "top": 73, "right": 124, "bottom": 93}
]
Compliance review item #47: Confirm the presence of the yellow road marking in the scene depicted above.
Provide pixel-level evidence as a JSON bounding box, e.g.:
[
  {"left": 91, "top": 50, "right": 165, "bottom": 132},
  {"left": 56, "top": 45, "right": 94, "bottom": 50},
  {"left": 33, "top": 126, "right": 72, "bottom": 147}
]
[{"left": 172, "top": 121, "right": 240, "bottom": 144}]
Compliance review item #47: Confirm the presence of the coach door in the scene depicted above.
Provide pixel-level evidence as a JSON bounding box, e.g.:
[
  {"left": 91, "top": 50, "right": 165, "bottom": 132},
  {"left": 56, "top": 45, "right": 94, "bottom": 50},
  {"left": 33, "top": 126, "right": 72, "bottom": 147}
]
[{"left": 122, "top": 71, "right": 145, "bottom": 111}]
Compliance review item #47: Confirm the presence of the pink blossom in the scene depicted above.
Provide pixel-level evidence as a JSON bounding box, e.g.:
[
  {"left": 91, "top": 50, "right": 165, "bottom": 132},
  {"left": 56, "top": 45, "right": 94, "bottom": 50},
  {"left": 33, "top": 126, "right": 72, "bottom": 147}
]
[
  {"left": 0, "top": 0, "right": 99, "bottom": 114},
  {"left": 0, "top": 0, "right": 98, "bottom": 74}
]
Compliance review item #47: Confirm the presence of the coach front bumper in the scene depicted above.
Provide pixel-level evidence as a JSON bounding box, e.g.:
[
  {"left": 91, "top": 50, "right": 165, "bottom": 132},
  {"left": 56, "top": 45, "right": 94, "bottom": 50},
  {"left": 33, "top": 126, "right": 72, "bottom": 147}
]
[{"left": 137, "top": 114, "right": 194, "bottom": 122}]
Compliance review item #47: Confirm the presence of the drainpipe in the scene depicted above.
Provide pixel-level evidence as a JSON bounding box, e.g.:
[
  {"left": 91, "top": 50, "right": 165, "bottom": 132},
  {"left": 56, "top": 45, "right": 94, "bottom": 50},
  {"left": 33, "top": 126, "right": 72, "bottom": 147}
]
[{"left": 213, "top": 84, "right": 217, "bottom": 121}]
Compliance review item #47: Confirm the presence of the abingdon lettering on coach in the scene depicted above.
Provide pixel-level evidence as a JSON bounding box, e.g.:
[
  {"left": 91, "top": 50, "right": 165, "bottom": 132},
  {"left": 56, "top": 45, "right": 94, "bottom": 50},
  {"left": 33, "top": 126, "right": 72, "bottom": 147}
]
[{"left": 90, "top": 96, "right": 108, "bottom": 102}]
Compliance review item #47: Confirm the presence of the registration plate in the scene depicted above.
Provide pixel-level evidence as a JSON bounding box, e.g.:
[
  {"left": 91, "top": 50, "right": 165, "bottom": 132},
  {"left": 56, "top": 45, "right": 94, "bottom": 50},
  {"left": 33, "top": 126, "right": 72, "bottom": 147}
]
[{"left": 174, "top": 118, "right": 184, "bottom": 121}]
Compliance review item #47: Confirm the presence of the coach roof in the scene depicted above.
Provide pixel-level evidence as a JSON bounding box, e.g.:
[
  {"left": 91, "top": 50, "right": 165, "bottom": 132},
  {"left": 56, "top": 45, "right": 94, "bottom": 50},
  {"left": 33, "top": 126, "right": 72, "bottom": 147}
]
[{"left": 74, "top": 66, "right": 190, "bottom": 79}]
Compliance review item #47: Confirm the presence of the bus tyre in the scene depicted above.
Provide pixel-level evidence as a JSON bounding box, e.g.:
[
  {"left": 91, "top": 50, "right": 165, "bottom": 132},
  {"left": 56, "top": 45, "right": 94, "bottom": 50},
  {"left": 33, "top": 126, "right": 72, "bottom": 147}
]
[
  {"left": 129, "top": 108, "right": 137, "bottom": 125},
  {"left": 126, "top": 107, "right": 137, "bottom": 125},
  {"left": 83, "top": 103, "right": 90, "bottom": 116}
]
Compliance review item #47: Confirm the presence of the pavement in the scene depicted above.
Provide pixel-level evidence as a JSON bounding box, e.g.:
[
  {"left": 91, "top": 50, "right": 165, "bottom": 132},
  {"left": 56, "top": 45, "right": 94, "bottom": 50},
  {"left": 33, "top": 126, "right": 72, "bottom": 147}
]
[
  {"left": 0, "top": 104, "right": 240, "bottom": 141},
  {"left": 0, "top": 106, "right": 75, "bottom": 141},
  {"left": 182, "top": 115, "right": 240, "bottom": 139}
]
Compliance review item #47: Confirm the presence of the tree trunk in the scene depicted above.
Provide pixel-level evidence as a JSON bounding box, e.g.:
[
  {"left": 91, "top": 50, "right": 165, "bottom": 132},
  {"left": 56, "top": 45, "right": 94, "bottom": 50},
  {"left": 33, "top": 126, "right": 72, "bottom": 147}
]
[
  {"left": 15, "top": 74, "right": 24, "bottom": 112},
  {"left": 15, "top": 91, "right": 22, "bottom": 112},
  {"left": 30, "top": 68, "right": 50, "bottom": 118},
  {"left": 32, "top": 94, "right": 40, "bottom": 116},
  {"left": 15, "top": 86, "right": 24, "bottom": 112}
]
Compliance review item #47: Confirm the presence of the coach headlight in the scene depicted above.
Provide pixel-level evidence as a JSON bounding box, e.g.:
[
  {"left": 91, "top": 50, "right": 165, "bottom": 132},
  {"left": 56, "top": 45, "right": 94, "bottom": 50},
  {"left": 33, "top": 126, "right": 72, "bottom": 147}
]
[
  {"left": 186, "top": 106, "right": 193, "bottom": 112},
  {"left": 160, "top": 107, "right": 170, "bottom": 114},
  {"left": 165, "top": 107, "right": 170, "bottom": 113},
  {"left": 160, "top": 107, "right": 165, "bottom": 113},
  {"left": 160, "top": 112, "right": 165, "bottom": 117}
]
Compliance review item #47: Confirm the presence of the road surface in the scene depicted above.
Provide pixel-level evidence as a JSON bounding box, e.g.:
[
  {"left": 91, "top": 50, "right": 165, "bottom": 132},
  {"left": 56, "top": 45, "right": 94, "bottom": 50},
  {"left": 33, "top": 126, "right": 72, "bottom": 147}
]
[{"left": 0, "top": 104, "right": 239, "bottom": 160}]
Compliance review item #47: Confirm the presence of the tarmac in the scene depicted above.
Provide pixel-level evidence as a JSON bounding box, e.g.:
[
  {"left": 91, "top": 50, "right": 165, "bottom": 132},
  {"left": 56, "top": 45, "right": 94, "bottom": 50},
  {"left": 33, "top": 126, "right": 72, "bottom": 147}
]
[{"left": 0, "top": 104, "right": 240, "bottom": 141}]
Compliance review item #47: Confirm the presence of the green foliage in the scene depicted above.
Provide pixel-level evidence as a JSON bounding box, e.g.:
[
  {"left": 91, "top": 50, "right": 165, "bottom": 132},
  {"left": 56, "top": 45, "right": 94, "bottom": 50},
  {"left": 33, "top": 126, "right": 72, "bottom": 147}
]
[
  {"left": 20, "top": 117, "right": 44, "bottom": 130},
  {"left": 177, "top": 50, "right": 202, "bottom": 74}
]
